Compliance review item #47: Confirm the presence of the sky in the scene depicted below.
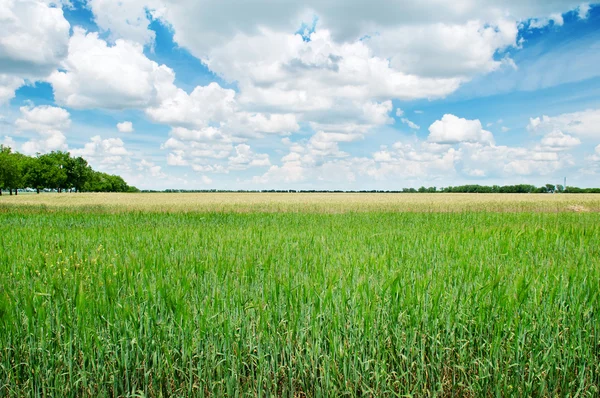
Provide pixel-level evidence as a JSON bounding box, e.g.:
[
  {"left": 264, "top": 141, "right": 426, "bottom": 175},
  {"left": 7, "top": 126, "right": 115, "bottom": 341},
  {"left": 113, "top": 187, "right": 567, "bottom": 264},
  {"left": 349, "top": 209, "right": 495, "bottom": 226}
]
[{"left": 1, "top": 0, "right": 600, "bottom": 190}]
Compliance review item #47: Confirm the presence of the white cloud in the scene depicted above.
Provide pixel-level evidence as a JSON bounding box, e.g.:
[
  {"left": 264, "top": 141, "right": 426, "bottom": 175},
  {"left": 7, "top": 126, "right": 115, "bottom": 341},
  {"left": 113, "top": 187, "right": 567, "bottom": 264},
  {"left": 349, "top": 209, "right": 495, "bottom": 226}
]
[
  {"left": 87, "top": 0, "right": 159, "bottom": 45},
  {"left": 539, "top": 130, "right": 581, "bottom": 150},
  {"left": 146, "top": 80, "right": 300, "bottom": 137},
  {"left": 14, "top": 104, "right": 71, "bottom": 155},
  {"left": 0, "top": 74, "right": 24, "bottom": 104},
  {"left": 93, "top": 1, "right": 582, "bottom": 57},
  {"left": 362, "top": 101, "right": 393, "bottom": 125},
  {"left": 228, "top": 144, "right": 271, "bottom": 170},
  {"left": 396, "top": 108, "right": 404, "bottom": 117},
  {"left": 464, "top": 168, "right": 486, "bottom": 177},
  {"left": 529, "top": 13, "right": 565, "bottom": 29},
  {"left": 80, "top": 0, "right": 586, "bottom": 140},
  {"left": 428, "top": 114, "right": 494, "bottom": 145},
  {"left": 191, "top": 164, "right": 228, "bottom": 174},
  {"left": 401, "top": 118, "right": 420, "bottom": 130},
  {"left": 578, "top": 3, "right": 591, "bottom": 19},
  {"left": 527, "top": 109, "right": 600, "bottom": 138},
  {"left": 366, "top": 19, "right": 518, "bottom": 79},
  {"left": 587, "top": 144, "right": 600, "bottom": 162},
  {"left": 15, "top": 105, "right": 71, "bottom": 132},
  {"left": 137, "top": 159, "right": 166, "bottom": 178},
  {"left": 369, "top": 141, "right": 461, "bottom": 180},
  {"left": 146, "top": 82, "right": 237, "bottom": 128},
  {"left": 48, "top": 28, "right": 173, "bottom": 109},
  {"left": 207, "top": 29, "right": 463, "bottom": 112},
  {"left": 71, "top": 135, "right": 131, "bottom": 171},
  {"left": 460, "top": 142, "right": 572, "bottom": 177},
  {"left": 117, "top": 121, "right": 134, "bottom": 133},
  {"left": 501, "top": 126, "right": 510, "bottom": 132},
  {"left": 0, "top": 0, "right": 70, "bottom": 77},
  {"left": 1, "top": 135, "right": 16, "bottom": 149},
  {"left": 166, "top": 150, "right": 188, "bottom": 166},
  {"left": 21, "top": 130, "right": 68, "bottom": 155},
  {"left": 169, "top": 126, "right": 232, "bottom": 143}
]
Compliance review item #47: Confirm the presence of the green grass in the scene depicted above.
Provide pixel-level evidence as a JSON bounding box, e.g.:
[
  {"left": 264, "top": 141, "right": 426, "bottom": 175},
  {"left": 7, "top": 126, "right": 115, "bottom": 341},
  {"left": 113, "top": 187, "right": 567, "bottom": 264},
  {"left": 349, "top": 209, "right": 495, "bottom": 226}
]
[{"left": 1, "top": 210, "right": 599, "bottom": 396}]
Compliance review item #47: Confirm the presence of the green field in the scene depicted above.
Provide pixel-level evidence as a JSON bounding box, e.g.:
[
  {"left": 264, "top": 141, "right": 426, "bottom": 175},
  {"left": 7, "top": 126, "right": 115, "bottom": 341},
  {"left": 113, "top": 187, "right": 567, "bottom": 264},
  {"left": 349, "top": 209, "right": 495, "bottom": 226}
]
[{"left": 1, "top": 195, "right": 599, "bottom": 396}]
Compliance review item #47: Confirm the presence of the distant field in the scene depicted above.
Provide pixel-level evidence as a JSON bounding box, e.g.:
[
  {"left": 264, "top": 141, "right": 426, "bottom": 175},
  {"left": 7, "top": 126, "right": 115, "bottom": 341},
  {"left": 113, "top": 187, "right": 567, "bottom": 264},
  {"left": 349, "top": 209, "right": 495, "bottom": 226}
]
[
  {"left": 1, "top": 197, "right": 599, "bottom": 396},
  {"left": 1, "top": 192, "right": 600, "bottom": 212}
]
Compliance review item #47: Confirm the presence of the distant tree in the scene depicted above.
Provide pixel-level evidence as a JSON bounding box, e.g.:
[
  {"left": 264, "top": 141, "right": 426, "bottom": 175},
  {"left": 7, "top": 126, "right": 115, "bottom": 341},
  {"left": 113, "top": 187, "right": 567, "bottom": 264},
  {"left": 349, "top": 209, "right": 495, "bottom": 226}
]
[
  {"left": 556, "top": 184, "right": 565, "bottom": 193},
  {"left": 0, "top": 146, "right": 23, "bottom": 195},
  {"left": 38, "top": 152, "right": 68, "bottom": 192},
  {"left": 545, "top": 184, "right": 556, "bottom": 193},
  {"left": 66, "top": 156, "right": 92, "bottom": 192},
  {"left": 23, "top": 156, "right": 45, "bottom": 193}
]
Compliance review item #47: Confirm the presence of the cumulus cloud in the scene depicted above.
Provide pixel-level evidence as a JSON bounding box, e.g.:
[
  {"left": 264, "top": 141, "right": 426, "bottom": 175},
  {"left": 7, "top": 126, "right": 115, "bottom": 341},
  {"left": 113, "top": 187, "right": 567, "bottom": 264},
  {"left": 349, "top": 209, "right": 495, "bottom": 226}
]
[
  {"left": 14, "top": 104, "right": 71, "bottom": 155},
  {"left": 137, "top": 159, "right": 166, "bottom": 178},
  {"left": 15, "top": 105, "right": 71, "bottom": 132},
  {"left": 146, "top": 80, "right": 300, "bottom": 138},
  {"left": 0, "top": 0, "right": 70, "bottom": 77},
  {"left": 366, "top": 19, "right": 518, "bottom": 79},
  {"left": 88, "top": 1, "right": 583, "bottom": 56},
  {"left": 583, "top": 144, "right": 600, "bottom": 163},
  {"left": 71, "top": 135, "right": 131, "bottom": 170},
  {"left": 539, "top": 130, "right": 581, "bottom": 150},
  {"left": 428, "top": 114, "right": 495, "bottom": 145},
  {"left": 117, "top": 121, "right": 134, "bottom": 133},
  {"left": 527, "top": 109, "right": 600, "bottom": 138},
  {"left": 48, "top": 28, "right": 173, "bottom": 109},
  {"left": 87, "top": 0, "right": 159, "bottom": 45},
  {"left": 461, "top": 142, "right": 572, "bottom": 177},
  {"left": 21, "top": 130, "right": 67, "bottom": 155},
  {"left": 228, "top": 144, "right": 271, "bottom": 170},
  {"left": 0, "top": 74, "right": 24, "bottom": 104},
  {"left": 206, "top": 29, "right": 463, "bottom": 112}
]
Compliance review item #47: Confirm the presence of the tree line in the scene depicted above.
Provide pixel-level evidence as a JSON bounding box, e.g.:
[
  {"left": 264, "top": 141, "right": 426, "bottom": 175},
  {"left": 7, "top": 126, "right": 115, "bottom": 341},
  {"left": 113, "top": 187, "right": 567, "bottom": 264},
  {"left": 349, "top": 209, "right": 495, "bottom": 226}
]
[
  {"left": 0, "top": 146, "right": 138, "bottom": 195},
  {"left": 144, "top": 184, "right": 600, "bottom": 194}
]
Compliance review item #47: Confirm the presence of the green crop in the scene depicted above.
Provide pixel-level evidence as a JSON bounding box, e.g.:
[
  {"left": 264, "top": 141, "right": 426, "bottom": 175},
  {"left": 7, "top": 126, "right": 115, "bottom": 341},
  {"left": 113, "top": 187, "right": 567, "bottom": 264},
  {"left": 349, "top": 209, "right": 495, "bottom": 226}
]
[{"left": 1, "top": 209, "right": 599, "bottom": 396}]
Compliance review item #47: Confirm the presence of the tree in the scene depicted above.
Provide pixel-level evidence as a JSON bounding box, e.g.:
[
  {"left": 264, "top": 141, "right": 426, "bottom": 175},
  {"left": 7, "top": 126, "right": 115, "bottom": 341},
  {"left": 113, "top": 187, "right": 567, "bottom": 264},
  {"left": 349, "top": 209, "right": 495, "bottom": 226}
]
[
  {"left": 23, "top": 156, "right": 46, "bottom": 194},
  {"left": 545, "top": 184, "right": 556, "bottom": 193},
  {"left": 66, "top": 156, "right": 91, "bottom": 192},
  {"left": 39, "top": 152, "right": 68, "bottom": 192},
  {"left": 0, "top": 146, "right": 23, "bottom": 195}
]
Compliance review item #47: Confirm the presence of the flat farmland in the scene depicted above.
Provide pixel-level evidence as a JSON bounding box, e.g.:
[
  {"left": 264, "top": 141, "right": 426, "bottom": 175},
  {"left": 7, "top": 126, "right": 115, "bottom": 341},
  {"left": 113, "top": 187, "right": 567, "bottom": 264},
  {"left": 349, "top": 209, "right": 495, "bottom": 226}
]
[
  {"left": 1, "top": 194, "right": 599, "bottom": 396},
  {"left": 2, "top": 192, "right": 600, "bottom": 212}
]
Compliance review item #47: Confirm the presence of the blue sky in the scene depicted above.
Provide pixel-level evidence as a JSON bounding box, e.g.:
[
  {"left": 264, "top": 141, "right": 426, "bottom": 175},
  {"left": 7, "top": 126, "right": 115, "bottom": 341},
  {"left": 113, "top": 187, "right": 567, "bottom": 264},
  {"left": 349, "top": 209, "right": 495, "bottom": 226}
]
[{"left": 1, "top": 1, "right": 599, "bottom": 189}]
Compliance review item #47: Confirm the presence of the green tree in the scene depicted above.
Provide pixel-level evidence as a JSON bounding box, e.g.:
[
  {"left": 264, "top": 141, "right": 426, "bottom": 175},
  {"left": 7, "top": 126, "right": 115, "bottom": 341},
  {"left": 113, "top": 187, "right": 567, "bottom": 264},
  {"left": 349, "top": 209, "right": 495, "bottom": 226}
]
[
  {"left": 66, "top": 156, "right": 91, "bottom": 192},
  {"left": 24, "top": 156, "right": 47, "bottom": 193},
  {"left": 0, "top": 146, "right": 23, "bottom": 195},
  {"left": 39, "top": 152, "right": 68, "bottom": 192}
]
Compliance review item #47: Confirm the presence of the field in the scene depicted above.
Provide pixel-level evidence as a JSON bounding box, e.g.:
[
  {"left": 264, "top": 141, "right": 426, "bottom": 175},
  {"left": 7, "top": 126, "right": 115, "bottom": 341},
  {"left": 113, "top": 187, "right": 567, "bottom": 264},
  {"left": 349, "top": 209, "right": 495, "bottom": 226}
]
[{"left": 1, "top": 193, "right": 599, "bottom": 396}]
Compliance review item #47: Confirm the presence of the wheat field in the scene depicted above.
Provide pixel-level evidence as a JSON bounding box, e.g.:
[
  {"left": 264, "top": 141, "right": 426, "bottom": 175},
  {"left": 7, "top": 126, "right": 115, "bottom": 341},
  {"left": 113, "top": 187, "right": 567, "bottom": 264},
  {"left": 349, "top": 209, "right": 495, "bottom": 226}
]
[
  {"left": 2, "top": 192, "right": 600, "bottom": 212},
  {"left": 1, "top": 194, "right": 599, "bottom": 396}
]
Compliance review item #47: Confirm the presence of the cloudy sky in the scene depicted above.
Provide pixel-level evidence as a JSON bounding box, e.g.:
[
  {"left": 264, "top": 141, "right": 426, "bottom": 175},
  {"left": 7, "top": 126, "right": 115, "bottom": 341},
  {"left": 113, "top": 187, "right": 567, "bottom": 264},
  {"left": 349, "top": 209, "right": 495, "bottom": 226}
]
[{"left": 1, "top": 0, "right": 600, "bottom": 190}]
